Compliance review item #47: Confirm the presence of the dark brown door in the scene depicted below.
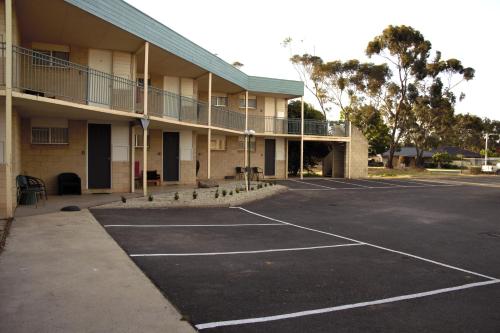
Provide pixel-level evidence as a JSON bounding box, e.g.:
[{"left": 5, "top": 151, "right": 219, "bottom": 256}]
[
  {"left": 88, "top": 124, "right": 111, "bottom": 188},
  {"left": 163, "top": 132, "right": 180, "bottom": 181},
  {"left": 265, "top": 139, "right": 276, "bottom": 176}
]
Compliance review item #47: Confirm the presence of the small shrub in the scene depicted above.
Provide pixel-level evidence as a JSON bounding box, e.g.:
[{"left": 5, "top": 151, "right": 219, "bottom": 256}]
[
  {"left": 121, "top": 196, "right": 127, "bottom": 203},
  {"left": 250, "top": 187, "right": 254, "bottom": 191},
  {"left": 222, "top": 189, "right": 227, "bottom": 197},
  {"left": 148, "top": 195, "right": 153, "bottom": 202},
  {"left": 192, "top": 190, "right": 198, "bottom": 199},
  {"left": 229, "top": 190, "right": 233, "bottom": 196},
  {"left": 215, "top": 190, "right": 219, "bottom": 198},
  {"left": 257, "top": 183, "right": 263, "bottom": 189},
  {"left": 235, "top": 188, "right": 240, "bottom": 194},
  {"left": 264, "top": 183, "right": 268, "bottom": 187},
  {"left": 174, "top": 192, "right": 179, "bottom": 201}
]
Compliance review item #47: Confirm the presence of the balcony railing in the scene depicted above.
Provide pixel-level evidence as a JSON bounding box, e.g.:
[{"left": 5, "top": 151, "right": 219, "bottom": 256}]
[
  {"left": 12, "top": 45, "right": 138, "bottom": 112},
  {"left": 145, "top": 86, "right": 209, "bottom": 126},
  {"left": 0, "top": 44, "right": 349, "bottom": 137},
  {"left": 211, "top": 105, "right": 245, "bottom": 131},
  {"left": 304, "top": 119, "right": 348, "bottom": 137}
]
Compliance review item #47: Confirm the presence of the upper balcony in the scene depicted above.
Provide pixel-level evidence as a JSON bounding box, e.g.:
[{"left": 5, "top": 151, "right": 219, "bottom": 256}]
[{"left": 0, "top": 44, "right": 348, "bottom": 138}]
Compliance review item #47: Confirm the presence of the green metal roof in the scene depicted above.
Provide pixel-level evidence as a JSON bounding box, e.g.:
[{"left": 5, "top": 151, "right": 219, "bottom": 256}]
[{"left": 64, "top": 0, "right": 304, "bottom": 97}]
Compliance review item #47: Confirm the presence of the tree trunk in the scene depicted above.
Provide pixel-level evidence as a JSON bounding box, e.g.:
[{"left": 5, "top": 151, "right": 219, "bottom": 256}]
[
  {"left": 415, "top": 147, "right": 424, "bottom": 168},
  {"left": 386, "top": 143, "right": 397, "bottom": 169}
]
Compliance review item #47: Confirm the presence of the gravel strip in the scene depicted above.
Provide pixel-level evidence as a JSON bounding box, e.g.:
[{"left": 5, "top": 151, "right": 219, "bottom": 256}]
[{"left": 95, "top": 181, "right": 286, "bottom": 209}]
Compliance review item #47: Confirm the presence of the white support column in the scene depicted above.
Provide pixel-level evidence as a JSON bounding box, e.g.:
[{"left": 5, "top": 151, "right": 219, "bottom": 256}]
[
  {"left": 285, "top": 138, "right": 288, "bottom": 179},
  {"left": 142, "top": 42, "right": 149, "bottom": 196},
  {"left": 4, "top": 0, "right": 13, "bottom": 217},
  {"left": 300, "top": 96, "right": 304, "bottom": 180},
  {"left": 244, "top": 91, "right": 249, "bottom": 169},
  {"left": 207, "top": 72, "right": 212, "bottom": 179},
  {"left": 348, "top": 121, "right": 352, "bottom": 179},
  {"left": 130, "top": 124, "right": 135, "bottom": 193}
]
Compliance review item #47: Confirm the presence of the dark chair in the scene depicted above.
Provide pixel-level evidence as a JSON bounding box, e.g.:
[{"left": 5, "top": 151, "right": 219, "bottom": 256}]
[
  {"left": 235, "top": 167, "right": 245, "bottom": 180},
  {"left": 251, "top": 167, "right": 263, "bottom": 181},
  {"left": 25, "top": 175, "right": 47, "bottom": 200},
  {"left": 147, "top": 170, "right": 161, "bottom": 186},
  {"left": 58, "top": 173, "right": 82, "bottom": 195},
  {"left": 16, "top": 175, "right": 45, "bottom": 206}
]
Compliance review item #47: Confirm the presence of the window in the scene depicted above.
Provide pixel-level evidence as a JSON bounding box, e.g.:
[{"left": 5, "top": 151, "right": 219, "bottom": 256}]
[
  {"left": 239, "top": 96, "right": 257, "bottom": 109},
  {"left": 210, "top": 135, "right": 226, "bottom": 151},
  {"left": 32, "top": 49, "right": 70, "bottom": 68},
  {"left": 238, "top": 136, "right": 256, "bottom": 152},
  {"left": 31, "top": 127, "right": 69, "bottom": 144},
  {"left": 212, "top": 96, "right": 228, "bottom": 107}
]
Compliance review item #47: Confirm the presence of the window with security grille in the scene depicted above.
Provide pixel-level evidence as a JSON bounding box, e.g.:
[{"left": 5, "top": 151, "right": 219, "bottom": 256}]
[
  {"left": 32, "top": 49, "right": 69, "bottom": 68},
  {"left": 32, "top": 127, "right": 68, "bottom": 144},
  {"left": 239, "top": 95, "right": 257, "bottom": 109},
  {"left": 238, "top": 136, "right": 256, "bottom": 152},
  {"left": 212, "top": 96, "right": 228, "bottom": 107}
]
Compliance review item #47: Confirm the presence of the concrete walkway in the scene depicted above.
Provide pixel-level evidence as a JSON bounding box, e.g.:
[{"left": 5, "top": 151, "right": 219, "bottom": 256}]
[{"left": 0, "top": 209, "right": 195, "bottom": 333}]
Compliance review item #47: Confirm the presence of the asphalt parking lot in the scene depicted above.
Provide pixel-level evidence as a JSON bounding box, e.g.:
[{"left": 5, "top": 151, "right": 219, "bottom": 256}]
[{"left": 91, "top": 177, "right": 500, "bottom": 332}]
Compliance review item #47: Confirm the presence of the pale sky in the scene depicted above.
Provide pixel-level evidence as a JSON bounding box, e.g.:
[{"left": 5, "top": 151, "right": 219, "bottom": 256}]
[{"left": 126, "top": 0, "right": 499, "bottom": 121}]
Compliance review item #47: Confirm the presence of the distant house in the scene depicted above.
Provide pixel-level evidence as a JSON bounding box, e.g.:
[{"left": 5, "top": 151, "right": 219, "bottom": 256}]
[
  {"left": 432, "top": 146, "right": 481, "bottom": 158},
  {"left": 382, "top": 147, "right": 433, "bottom": 168}
]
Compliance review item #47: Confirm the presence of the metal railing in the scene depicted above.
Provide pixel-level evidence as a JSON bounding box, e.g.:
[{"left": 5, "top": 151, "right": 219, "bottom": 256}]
[
  {"left": 211, "top": 105, "right": 245, "bottom": 131},
  {"left": 1, "top": 44, "right": 350, "bottom": 137},
  {"left": 142, "top": 86, "right": 208, "bottom": 125},
  {"left": 12, "top": 45, "right": 137, "bottom": 112},
  {"left": 304, "top": 119, "right": 348, "bottom": 136}
]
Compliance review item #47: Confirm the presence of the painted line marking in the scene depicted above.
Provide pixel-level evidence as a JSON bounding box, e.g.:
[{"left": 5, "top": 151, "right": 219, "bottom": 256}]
[
  {"left": 288, "top": 179, "right": 339, "bottom": 190},
  {"left": 130, "top": 243, "right": 363, "bottom": 257},
  {"left": 231, "top": 207, "right": 498, "bottom": 281},
  {"left": 195, "top": 279, "right": 500, "bottom": 330},
  {"left": 389, "top": 179, "right": 444, "bottom": 186},
  {"left": 322, "top": 178, "right": 371, "bottom": 188},
  {"left": 287, "top": 184, "right": 457, "bottom": 191},
  {"left": 354, "top": 178, "right": 406, "bottom": 187},
  {"left": 105, "top": 223, "right": 286, "bottom": 228}
]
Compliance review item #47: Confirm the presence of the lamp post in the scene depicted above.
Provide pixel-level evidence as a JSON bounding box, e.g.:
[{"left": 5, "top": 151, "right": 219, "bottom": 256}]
[
  {"left": 244, "top": 129, "right": 255, "bottom": 192},
  {"left": 484, "top": 133, "right": 490, "bottom": 167}
]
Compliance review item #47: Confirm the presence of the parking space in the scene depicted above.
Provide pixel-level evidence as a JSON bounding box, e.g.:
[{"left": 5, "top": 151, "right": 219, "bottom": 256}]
[
  {"left": 91, "top": 180, "right": 500, "bottom": 332},
  {"left": 281, "top": 177, "right": 457, "bottom": 190}
]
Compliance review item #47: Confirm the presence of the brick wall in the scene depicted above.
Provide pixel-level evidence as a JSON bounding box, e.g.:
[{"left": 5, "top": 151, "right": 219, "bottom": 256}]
[
  {"left": 112, "top": 161, "right": 130, "bottom": 192},
  {"left": 197, "top": 135, "right": 286, "bottom": 180},
  {"left": 134, "top": 129, "right": 162, "bottom": 180},
  {"left": 21, "top": 119, "right": 87, "bottom": 194},
  {"left": 348, "top": 126, "right": 368, "bottom": 178}
]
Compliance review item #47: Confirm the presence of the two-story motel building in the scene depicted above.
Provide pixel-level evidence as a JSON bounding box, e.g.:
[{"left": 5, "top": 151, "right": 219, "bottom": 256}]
[{"left": 0, "top": 0, "right": 368, "bottom": 218}]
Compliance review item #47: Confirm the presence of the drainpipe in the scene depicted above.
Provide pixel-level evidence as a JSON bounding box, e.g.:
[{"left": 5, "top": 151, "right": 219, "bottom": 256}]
[{"left": 4, "top": 0, "right": 13, "bottom": 217}]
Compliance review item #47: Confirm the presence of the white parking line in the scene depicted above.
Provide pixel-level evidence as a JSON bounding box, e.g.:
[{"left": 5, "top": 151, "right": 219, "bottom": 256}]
[
  {"left": 288, "top": 179, "right": 338, "bottom": 189},
  {"left": 105, "top": 223, "right": 286, "bottom": 228},
  {"left": 130, "top": 243, "right": 363, "bottom": 257},
  {"left": 354, "top": 178, "right": 406, "bottom": 187},
  {"left": 323, "top": 178, "right": 370, "bottom": 188},
  {"left": 287, "top": 184, "right": 457, "bottom": 191},
  {"left": 231, "top": 207, "right": 498, "bottom": 281},
  {"left": 195, "top": 279, "right": 500, "bottom": 330}
]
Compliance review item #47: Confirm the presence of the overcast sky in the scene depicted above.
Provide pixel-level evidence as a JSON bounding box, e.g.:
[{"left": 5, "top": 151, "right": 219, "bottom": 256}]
[{"left": 125, "top": 0, "right": 499, "bottom": 121}]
